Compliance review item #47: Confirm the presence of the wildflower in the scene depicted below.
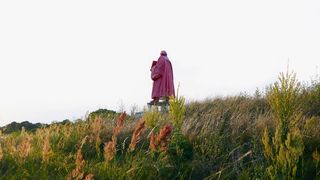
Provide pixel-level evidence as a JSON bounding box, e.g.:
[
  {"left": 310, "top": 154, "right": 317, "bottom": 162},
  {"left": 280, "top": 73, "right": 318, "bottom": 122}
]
[{"left": 129, "top": 119, "right": 145, "bottom": 152}]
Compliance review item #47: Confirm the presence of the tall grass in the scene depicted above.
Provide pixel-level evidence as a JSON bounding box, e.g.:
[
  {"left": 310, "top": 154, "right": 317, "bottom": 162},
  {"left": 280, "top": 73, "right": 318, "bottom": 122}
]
[{"left": 0, "top": 72, "right": 319, "bottom": 179}]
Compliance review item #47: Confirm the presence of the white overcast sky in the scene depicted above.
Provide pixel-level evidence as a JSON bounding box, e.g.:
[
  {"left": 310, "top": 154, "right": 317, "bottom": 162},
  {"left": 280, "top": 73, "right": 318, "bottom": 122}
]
[{"left": 0, "top": 0, "right": 319, "bottom": 126}]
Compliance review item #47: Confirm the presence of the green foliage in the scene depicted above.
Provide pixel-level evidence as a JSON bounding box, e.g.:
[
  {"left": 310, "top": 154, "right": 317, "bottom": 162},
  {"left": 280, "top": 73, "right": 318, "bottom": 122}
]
[
  {"left": 263, "top": 72, "right": 305, "bottom": 179},
  {"left": 88, "top": 108, "right": 117, "bottom": 120},
  {"left": 267, "top": 72, "right": 302, "bottom": 143},
  {"left": 168, "top": 131, "right": 193, "bottom": 164},
  {"left": 169, "top": 95, "right": 186, "bottom": 130}
]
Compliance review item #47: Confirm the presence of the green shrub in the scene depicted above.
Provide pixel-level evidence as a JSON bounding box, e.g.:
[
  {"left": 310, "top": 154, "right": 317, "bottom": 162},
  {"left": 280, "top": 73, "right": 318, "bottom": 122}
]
[
  {"left": 169, "top": 96, "right": 186, "bottom": 130},
  {"left": 143, "top": 109, "right": 162, "bottom": 129},
  {"left": 168, "top": 131, "right": 193, "bottom": 164},
  {"left": 262, "top": 71, "right": 304, "bottom": 179}
]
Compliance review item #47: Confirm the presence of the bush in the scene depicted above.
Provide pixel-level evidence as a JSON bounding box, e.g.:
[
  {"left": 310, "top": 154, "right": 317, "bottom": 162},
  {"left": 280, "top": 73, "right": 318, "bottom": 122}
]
[{"left": 262, "top": 72, "right": 304, "bottom": 179}]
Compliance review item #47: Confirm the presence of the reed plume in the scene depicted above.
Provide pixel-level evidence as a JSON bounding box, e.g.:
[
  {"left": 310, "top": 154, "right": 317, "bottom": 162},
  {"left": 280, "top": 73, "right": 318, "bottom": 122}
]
[
  {"left": 149, "top": 133, "right": 157, "bottom": 151},
  {"left": 70, "top": 136, "right": 88, "bottom": 180},
  {"left": 104, "top": 112, "right": 126, "bottom": 162},
  {"left": 158, "top": 124, "right": 174, "bottom": 151},
  {"left": 129, "top": 119, "right": 145, "bottom": 152},
  {"left": 114, "top": 112, "right": 126, "bottom": 135},
  {"left": 149, "top": 124, "right": 173, "bottom": 152},
  {"left": 17, "top": 130, "right": 32, "bottom": 160},
  {"left": 104, "top": 140, "right": 116, "bottom": 161}
]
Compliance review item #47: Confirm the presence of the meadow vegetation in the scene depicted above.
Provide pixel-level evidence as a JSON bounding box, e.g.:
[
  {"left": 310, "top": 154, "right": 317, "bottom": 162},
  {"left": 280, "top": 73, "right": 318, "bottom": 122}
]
[{"left": 0, "top": 71, "right": 319, "bottom": 179}]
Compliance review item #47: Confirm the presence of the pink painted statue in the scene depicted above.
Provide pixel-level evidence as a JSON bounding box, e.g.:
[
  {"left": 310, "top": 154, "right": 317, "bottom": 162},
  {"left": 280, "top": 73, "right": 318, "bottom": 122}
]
[{"left": 150, "top": 50, "right": 175, "bottom": 104}]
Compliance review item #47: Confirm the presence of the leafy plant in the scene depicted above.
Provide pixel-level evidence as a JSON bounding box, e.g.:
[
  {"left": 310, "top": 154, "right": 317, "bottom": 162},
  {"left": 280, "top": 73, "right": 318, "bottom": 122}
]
[
  {"left": 262, "top": 71, "right": 304, "bottom": 179},
  {"left": 169, "top": 95, "right": 186, "bottom": 130}
]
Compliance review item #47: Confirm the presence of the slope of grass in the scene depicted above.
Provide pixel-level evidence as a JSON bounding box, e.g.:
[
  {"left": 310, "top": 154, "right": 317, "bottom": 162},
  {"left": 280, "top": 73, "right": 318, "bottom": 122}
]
[{"left": 0, "top": 73, "right": 319, "bottom": 179}]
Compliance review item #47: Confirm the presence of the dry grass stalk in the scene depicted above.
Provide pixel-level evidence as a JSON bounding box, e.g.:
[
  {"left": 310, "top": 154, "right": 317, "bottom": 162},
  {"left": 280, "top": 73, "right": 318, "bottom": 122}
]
[
  {"left": 149, "top": 124, "right": 173, "bottom": 152},
  {"left": 104, "top": 140, "right": 116, "bottom": 161},
  {"left": 42, "top": 131, "right": 52, "bottom": 163},
  {"left": 70, "top": 136, "right": 88, "bottom": 180},
  {"left": 104, "top": 112, "right": 126, "bottom": 162},
  {"left": 114, "top": 112, "right": 126, "bottom": 135},
  {"left": 91, "top": 117, "right": 102, "bottom": 152},
  {"left": 57, "top": 137, "right": 65, "bottom": 149},
  {"left": 129, "top": 119, "right": 145, "bottom": 152},
  {"left": 158, "top": 124, "right": 174, "bottom": 151},
  {"left": 149, "top": 133, "right": 157, "bottom": 151},
  {"left": 92, "top": 117, "right": 102, "bottom": 135}
]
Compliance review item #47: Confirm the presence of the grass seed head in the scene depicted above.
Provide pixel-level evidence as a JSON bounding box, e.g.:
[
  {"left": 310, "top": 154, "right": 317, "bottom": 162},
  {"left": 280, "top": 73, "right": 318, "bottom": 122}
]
[
  {"left": 149, "top": 124, "right": 173, "bottom": 152},
  {"left": 18, "top": 133, "right": 32, "bottom": 160},
  {"left": 104, "top": 141, "right": 116, "bottom": 161},
  {"left": 149, "top": 133, "right": 157, "bottom": 151},
  {"left": 129, "top": 119, "right": 145, "bottom": 152},
  {"left": 158, "top": 124, "right": 173, "bottom": 143},
  {"left": 70, "top": 136, "right": 88, "bottom": 179},
  {"left": 113, "top": 112, "right": 126, "bottom": 135}
]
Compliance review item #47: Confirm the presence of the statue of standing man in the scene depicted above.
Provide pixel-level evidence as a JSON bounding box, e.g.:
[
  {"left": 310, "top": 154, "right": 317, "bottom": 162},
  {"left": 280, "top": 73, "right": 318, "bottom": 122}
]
[{"left": 149, "top": 50, "right": 175, "bottom": 105}]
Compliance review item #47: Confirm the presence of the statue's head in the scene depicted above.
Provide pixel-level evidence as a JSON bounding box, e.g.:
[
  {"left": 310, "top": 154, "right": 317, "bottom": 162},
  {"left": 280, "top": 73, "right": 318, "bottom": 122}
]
[{"left": 160, "top": 50, "right": 167, "bottom": 56}]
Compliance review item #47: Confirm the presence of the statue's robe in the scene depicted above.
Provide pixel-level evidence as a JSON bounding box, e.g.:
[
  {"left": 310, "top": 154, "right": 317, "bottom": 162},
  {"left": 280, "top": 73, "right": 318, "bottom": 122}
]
[{"left": 151, "top": 54, "right": 175, "bottom": 99}]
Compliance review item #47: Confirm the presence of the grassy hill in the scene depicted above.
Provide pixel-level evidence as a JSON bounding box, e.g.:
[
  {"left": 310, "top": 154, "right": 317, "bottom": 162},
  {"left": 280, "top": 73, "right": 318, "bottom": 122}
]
[{"left": 0, "top": 72, "right": 319, "bottom": 179}]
